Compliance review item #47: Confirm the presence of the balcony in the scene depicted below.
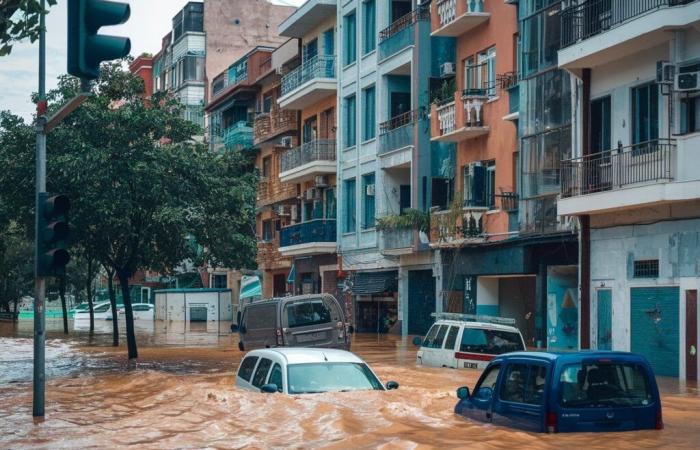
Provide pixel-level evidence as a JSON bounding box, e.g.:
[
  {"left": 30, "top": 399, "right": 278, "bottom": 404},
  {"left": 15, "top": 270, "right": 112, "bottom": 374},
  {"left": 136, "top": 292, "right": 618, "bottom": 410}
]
[
  {"left": 279, "top": 139, "right": 336, "bottom": 184},
  {"left": 378, "top": 109, "right": 423, "bottom": 157},
  {"left": 558, "top": 0, "right": 700, "bottom": 72},
  {"left": 223, "top": 121, "right": 254, "bottom": 151},
  {"left": 378, "top": 7, "right": 430, "bottom": 61},
  {"left": 431, "top": 90, "right": 490, "bottom": 142},
  {"left": 521, "top": 196, "right": 574, "bottom": 235},
  {"left": 429, "top": 208, "right": 486, "bottom": 248},
  {"left": 380, "top": 229, "right": 415, "bottom": 255},
  {"left": 257, "top": 176, "right": 297, "bottom": 207},
  {"left": 498, "top": 71, "right": 519, "bottom": 121},
  {"left": 256, "top": 238, "right": 292, "bottom": 271},
  {"left": 557, "top": 137, "right": 700, "bottom": 215},
  {"left": 431, "top": 0, "right": 490, "bottom": 37},
  {"left": 278, "top": 55, "right": 336, "bottom": 110},
  {"left": 278, "top": 0, "right": 337, "bottom": 38},
  {"left": 279, "top": 219, "right": 337, "bottom": 256},
  {"left": 254, "top": 109, "right": 298, "bottom": 145}
]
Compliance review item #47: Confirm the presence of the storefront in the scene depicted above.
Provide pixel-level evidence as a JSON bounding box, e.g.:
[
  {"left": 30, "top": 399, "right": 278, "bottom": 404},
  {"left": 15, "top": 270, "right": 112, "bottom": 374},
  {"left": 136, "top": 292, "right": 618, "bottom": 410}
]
[{"left": 348, "top": 270, "right": 399, "bottom": 333}]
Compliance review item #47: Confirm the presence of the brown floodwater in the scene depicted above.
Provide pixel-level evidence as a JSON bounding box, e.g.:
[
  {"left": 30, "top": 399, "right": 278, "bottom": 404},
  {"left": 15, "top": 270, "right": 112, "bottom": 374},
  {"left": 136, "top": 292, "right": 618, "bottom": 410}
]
[{"left": 1, "top": 318, "right": 699, "bottom": 449}]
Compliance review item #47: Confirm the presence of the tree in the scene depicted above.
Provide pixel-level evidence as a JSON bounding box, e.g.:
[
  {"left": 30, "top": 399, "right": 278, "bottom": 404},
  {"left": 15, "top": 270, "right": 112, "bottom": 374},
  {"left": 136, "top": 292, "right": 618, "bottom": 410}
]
[{"left": 0, "top": 0, "right": 56, "bottom": 56}]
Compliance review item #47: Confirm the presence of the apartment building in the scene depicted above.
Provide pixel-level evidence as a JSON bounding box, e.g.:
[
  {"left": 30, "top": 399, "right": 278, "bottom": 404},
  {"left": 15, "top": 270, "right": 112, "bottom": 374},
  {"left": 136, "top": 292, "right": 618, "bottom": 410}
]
[
  {"left": 557, "top": 0, "right": 700, "bottom": 378},
  {"left": 152, "top": 2, "right": 206, "bottom": 127},
  {"left": 275, "top": 2, "right": 340, "bottom": 300}
]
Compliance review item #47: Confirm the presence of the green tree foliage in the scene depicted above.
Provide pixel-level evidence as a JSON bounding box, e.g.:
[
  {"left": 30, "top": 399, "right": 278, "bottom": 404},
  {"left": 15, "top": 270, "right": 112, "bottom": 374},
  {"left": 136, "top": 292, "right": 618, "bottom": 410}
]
[{"left": 0, "top": 0, "right": 56, "bottom": 56}]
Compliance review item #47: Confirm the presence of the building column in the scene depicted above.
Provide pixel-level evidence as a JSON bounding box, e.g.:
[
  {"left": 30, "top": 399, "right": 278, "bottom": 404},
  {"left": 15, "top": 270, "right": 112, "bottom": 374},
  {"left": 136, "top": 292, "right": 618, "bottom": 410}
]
[{"left": 580, "top": 68, "right": 591, "bottom": 349}]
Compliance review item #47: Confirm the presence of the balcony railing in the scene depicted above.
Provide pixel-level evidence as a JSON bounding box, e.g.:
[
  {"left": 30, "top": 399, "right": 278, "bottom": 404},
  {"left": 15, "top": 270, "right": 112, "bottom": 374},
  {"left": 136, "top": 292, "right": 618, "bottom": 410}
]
[
  {"left": 378, "top": 7, "right": 430, "bottom": 60},
  {"left": 378, "top": 109, "right": 423, "bottom": 155},
  {"left": 561, "top": 139, "right": 676, "bottom": 198},
  {"left": 280, "top": 139, "right": 336, "bottom": 173},
  {"left": 560, "top": 0, "right": 696, "bottom": 48},
  {"left": 521, "top": 196, "right": 574, "bottom": 235},
  {"left": 223, "top": 121, "right": 254, "bottom": 150},
  {"left": 436, "top": 0, "right": 485, "bottom": 28},
  {"left": 433, "top": 91, "right": 489, "bottom": 139},
  {"left": 381, "top": 228, "right": 414, "bottom": 251},
  {"left": 281, "top": 55, "right": 336, "bottom": 96},
  {"left": 429, "top": 209, "right": 484, "bottom": 246},
  {"left": 254, "top": 109, "right": 298, "bottom": 144},
  {"left": 280, "top": 219, "right": 337, "bottom": 247}
]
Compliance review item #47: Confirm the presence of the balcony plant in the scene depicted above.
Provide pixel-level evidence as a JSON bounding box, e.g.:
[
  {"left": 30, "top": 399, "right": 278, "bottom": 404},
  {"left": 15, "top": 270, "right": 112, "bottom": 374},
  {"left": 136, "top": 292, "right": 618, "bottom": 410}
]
[{"left": 375, "top": 208, "right": 430, "bottom": 233}]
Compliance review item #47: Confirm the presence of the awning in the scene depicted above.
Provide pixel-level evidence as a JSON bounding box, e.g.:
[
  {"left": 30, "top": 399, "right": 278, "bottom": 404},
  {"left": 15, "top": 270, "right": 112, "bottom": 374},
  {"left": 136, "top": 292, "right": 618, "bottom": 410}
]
[
  {"left": 239, "top": 275, "right": 262, "bottom": 300},
  {"left": 350, "top": 270, "right": 398, "bottom": 295},
  {"left": 287, "top": 264, "right": 296, "bottom": 284}
]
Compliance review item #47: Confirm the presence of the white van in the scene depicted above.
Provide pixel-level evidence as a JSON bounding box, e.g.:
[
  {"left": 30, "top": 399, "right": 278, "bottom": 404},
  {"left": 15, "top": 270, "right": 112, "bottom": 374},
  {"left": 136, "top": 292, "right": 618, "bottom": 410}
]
[{"left": 413, "top": 313, "right": 526, "bottom": 370}]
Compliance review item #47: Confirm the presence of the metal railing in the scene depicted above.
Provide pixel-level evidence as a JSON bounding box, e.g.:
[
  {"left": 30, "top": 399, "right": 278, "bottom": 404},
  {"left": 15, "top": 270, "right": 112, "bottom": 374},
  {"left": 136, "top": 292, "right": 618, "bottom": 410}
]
[
  {"left": 520, "top": 196, "right": 569, "bottom": 235},
  {"left": 254, "top": 109, "right": 298, "bottom": 143},
  {"left": 436, "top": 0, "right": 485, "bottom": 28},
  {"left": 280, "top": 139, "right": 336, "bottom": 173},
  {"left": 560, "top": 0, "right": 697, "bottom": 48},
  {"left": 280, "top": 219, "right": 337, "bottom": 247},
  {"left": 281, "top": 54, "right": 336, "bottom": 96},
  {"left": 561, "top": 139, "right": 676, "bottom": 198},
  {"left": 223, "top": 121, "right": 254, "bottom": 150},
  {"left": 378, "top": 7, "right": 429, "bottom": 60},
  {"left": 378, "top": 109, "right": 423, "bottom": 154}
]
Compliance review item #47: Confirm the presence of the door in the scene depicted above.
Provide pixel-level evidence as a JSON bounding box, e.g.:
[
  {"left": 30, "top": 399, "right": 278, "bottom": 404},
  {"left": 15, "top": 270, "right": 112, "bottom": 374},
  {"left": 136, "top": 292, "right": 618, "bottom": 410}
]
[
  {"left": 390, "top": 92, "right": 411, "bottom": 119},
  {"left": 273, "top": 274, "right": 287, "bottom": 298},
  {"left": 420, "top": 323, "right": 448, "bottom": 367},
  {"left": 242, "top": 303, "right": 278, "bottom": 350},
  {"left": 597, "top": 289, "right": 612, "bottom": 350},
  {"left": 282, "top": 298, "right": 336, "bottom": 348},
  {"left": 458, "top": 363, "right": 501, "bottom": 423},
  {"left": 441, "top": 325, "right": 460, "bottom": 368},
  {"left": 407, "top": 270, "right": 436, "bottom": 335},
  {"left": 399, "top": 185, "right": 411, "bottom": 213},
  {"left": 493, "top": 362, "right": 547, "bottom": 432},
  {"left": 687, "top": 290, "right": 698, "bottom": 381},
  {"left": 630, "top": 287, "right": 679, "bottom": 377}
]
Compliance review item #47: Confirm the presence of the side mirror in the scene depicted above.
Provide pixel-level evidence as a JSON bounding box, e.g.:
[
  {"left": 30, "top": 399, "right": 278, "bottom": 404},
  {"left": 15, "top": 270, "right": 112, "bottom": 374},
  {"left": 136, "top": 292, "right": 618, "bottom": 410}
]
[
  {"left": 230, "top": 324, "right": 239, "bottom": 332},
  {"left": 261, "top": 383, "right": 278, "bottom": 394},
  {"left": 456, "top": 386, "right": 470, "bottom": 399},
  {"left": 386, "top": 381, "right": 399, "bottom": 390},
  {"left": 412, "top": 336, "right": 423, "bottom": 347}
]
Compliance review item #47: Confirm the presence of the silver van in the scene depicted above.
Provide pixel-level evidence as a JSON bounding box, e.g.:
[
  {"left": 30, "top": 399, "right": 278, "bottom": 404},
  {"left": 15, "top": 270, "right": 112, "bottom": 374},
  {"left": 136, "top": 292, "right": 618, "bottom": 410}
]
[{"left": 236, "top": 294, "right": 350, "bottom": 351}]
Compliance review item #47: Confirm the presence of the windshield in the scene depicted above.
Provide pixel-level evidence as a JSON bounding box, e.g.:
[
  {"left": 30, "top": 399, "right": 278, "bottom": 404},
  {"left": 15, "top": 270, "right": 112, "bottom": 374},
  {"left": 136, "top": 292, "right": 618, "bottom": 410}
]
[
  {"left": 460, "top": 328, "right": 524, "bottom": 355},
  {"left": 560, "top": 362, "right": 654, "bottom": 408},
  {"left": 287, "top": 363, "right": 384, "bottom": 394}
]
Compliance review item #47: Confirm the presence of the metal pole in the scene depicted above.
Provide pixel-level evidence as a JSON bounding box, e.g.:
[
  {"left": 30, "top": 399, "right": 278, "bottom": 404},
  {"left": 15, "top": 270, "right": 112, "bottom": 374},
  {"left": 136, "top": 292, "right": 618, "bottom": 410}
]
[{"left": 33, "top": 0, "right": 47, "bottom": 418}]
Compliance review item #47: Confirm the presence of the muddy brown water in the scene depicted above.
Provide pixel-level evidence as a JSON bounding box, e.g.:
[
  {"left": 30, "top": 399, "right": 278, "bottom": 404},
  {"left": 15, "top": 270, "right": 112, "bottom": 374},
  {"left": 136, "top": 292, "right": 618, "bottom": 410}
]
[{"left": 1, "top": 319, "right": 699, "bottom": 449}]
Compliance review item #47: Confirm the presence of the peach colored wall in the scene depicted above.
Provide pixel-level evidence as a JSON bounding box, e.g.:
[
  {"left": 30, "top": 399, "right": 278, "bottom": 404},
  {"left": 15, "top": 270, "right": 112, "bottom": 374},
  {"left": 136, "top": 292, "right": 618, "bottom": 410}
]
[{"left": 300, "top": 94, "right": 337, "bottom": 137}]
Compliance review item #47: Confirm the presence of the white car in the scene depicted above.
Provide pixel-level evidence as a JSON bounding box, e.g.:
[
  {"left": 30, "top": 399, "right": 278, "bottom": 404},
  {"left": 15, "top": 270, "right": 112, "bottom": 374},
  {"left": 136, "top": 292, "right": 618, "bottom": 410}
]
[
  {"left": 236, "top": 348, "right": 399, "bottom": 394},
  {"left": 74, "top": 301, "right": 115, "bottom": 320},
  {"left": 118, "top": 303, "right": 154, "bottom": 320},
  {"left": 414, "top": 313, "right": 526, "bottom": 370}
]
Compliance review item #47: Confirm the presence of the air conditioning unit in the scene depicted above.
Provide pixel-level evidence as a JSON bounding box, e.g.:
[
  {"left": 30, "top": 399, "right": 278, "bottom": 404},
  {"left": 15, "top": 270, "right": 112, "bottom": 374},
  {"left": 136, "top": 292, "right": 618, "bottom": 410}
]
[
  {"left": 468, "top": 161, "right": 482, "bottom": 176},
  {"left": 366, "top": 184, "right": 375, "bottom": 196},
  {"left": 440, "top": 62, "right": 455, "bottom": 78},
  {"left": 275, "top": 205, "right": 291, "bottom": 216},
  {"left": 280, "top": 136, "right": 293, "bottom": 148},
  {"left": 656, "top": 61, "right": 675, "bottom": 84},
  {"left": 314, "top": 175, "right": 329, "bottom": 187},
  {"left": 675, "top": 71, "right": 700, "bottom": 92}
]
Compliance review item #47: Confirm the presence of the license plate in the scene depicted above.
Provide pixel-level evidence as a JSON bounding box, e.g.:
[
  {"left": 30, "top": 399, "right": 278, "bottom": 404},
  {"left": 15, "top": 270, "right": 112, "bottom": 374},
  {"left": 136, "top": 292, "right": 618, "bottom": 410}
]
[
  {"left": 295, "top": 332, "right": 327, "bottom": 343},
  {"left": 464, "top": 362, "right": 478, "bottom": 369}
]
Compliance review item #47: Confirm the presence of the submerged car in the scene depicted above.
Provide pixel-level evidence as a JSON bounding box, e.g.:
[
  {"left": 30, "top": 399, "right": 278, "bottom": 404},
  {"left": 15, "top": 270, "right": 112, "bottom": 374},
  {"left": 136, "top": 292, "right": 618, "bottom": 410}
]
[
  {"left": 236, "top": 348, "right": 398, "bottom": 394},
  {"left": 73, "top": 301, "right": 122, "bottom": 320},
  {"left": 454, "top": 351, "right": 662, "bottom": 433},
  {"left": 413, "top": 313, "right": 526, "bottom": 370}
]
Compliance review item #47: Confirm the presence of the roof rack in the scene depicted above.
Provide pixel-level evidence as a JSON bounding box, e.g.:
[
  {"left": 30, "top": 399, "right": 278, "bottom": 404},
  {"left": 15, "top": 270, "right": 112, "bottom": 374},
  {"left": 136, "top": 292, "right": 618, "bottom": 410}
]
[{"left": 431, "top": 312, "right": 516, "bottom": 326}]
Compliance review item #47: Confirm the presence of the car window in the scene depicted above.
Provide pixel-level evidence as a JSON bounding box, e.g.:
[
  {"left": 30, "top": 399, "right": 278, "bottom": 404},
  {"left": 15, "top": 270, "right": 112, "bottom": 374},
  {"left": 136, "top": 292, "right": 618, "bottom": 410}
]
[
  {"left": 252, "top": 358, "right": 273, "bottom": 388},
  {"left": 133, "top": 304, "right": 150, "bottom": 311},
  {"left": 287, "top": 363, "right": 383, "bottom": 394},
  {"left": 422, "top": 324, "right": 440, "bottom": 346},
  {"left": 460, "top": 328, "right": 524, "bottom": 355},
  {"left": 443, "top": 326, "right": 459, "bottom": 350},
  {"left": 268, "top": 363, "right": 283, "bottom": 392},
  {"left": 525, "top": 364, "right": 548, "bottom": 405},
  {"left": 94, "top": 304, "right": 110, "bottom": 313},
  {"left": 285, "top": 300, "right": 332, "bottom": 328},
  {"left": 560, "top": 362, "right": 653, "bottom": 408},
  {"left": 238, "top": 356, "right": 259, "bottom": 382},
  {"left": 474, "top": 364, "right": 501, "bottom": 398},
  {"left": 500, "top": 363, "right": 548, "bottom": 405},
  {"left": 424, "top": 325, "right": 448, "bottom": 349}
]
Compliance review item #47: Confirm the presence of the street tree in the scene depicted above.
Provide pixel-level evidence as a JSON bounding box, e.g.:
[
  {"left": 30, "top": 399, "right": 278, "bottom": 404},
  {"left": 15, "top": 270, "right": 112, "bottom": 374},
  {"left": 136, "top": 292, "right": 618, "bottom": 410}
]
[{"left": 0, "top": 0, "right": 56, "bottom": 56}]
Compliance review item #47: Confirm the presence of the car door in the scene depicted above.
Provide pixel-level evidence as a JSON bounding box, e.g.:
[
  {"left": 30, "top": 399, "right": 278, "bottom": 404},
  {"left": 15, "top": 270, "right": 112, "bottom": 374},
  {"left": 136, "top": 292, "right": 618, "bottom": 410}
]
[
  {"left": 242, "top": 303, "right": 278, "bottom": 350},
  {"left": 457, "top": 363, "right": 502, "bottom": 423},
  {"left": 420, "top": 324, "right": 449, "bottom": 367},
  {"left": 266, "top": 362, "right": 285, "bottom": 393},
  {"left": 236, "top": 355, "right": 260, "bottom": 391},
  {"left": 440, "top": 325, "right": 460, "bottom": 368},
  {"left": 282, "top": 298, "right": 335, "bottom": 348},
  {"left": 492, "top": 361, "right": 549, "bottom": 432}
]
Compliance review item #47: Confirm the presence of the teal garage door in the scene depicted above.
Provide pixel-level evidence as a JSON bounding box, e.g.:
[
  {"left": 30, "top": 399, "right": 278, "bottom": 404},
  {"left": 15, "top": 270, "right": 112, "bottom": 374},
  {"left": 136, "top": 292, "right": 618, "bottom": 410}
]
[{"left": 630, "top": 287, "right": 679, "bottom": 377}]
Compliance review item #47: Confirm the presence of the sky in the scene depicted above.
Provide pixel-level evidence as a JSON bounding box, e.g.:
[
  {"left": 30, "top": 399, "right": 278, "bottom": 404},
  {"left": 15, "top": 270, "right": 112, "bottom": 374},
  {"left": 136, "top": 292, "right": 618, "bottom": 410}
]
[{"left": 0, "top": 0, "right": 304, "bottom": 121}]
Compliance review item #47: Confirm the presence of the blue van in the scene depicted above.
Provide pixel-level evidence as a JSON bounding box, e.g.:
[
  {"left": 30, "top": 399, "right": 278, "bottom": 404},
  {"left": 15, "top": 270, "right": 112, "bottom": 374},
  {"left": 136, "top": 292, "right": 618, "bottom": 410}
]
[{"left": 454, "top": 351, "right": 662, "bottom": 433}]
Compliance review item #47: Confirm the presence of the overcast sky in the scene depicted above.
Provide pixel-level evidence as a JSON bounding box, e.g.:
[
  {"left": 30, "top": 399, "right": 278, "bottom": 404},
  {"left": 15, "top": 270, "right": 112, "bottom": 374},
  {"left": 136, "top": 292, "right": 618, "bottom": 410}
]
[{"left": 0, "top": 0, "right": 304, "bottom": 121}]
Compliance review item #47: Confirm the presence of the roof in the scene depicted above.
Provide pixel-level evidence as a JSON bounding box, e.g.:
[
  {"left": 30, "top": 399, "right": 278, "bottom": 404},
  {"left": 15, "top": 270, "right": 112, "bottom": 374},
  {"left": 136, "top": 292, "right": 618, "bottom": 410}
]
[
  {"left": 251, "top": 348, "right": 363, "bottom": 365},
  {"left": 493, "top": 351, "right": 650, "bottom": 363},
  {"left": 434, "top": 319, "right": 521, "bottom": 333},
  {"left": 153, "top": 288, "right": 231, "bottom": 293}
]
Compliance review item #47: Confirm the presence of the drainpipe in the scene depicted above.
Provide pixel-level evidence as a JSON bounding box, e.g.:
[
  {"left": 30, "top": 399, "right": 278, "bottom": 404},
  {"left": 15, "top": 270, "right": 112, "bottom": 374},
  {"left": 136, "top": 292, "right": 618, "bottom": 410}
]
[{"left": 579, "top": 68, "right": 591, "bottom": 350}]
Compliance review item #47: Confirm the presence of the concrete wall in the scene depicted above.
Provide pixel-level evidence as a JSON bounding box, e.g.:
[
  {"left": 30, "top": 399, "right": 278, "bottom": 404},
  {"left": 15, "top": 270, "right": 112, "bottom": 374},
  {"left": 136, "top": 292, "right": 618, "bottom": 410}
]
[{"left": 154, "top": 291, "right": 233, "bottom": 322}]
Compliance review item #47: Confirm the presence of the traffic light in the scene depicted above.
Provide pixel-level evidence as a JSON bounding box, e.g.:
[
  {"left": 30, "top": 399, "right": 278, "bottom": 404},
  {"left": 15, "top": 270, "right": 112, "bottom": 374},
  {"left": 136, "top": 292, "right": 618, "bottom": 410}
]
[
  {"left": 37, "top": 193, "right": 71, "bottom": 277},
  {"left": 67, "top": 0, "right": 131, "bottom": 80}
]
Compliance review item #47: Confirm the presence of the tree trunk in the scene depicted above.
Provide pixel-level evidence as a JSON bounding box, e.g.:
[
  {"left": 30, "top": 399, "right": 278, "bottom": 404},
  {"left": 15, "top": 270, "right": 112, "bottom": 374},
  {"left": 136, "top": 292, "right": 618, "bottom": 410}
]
[
  {"left": 107, "top": 267, "right": 119, "bottom": 347},
  {"left": 59, "top": 275, "right": 68, "bottom": 334},
  {"left": 86, "top": 257, "right": 94, "bottom": 333},
  {"left": 118, "top": 268, "right": 137, "bottom": 359},
  {"left": 12, "top": 294, "right": 18, "bottom": 322}
]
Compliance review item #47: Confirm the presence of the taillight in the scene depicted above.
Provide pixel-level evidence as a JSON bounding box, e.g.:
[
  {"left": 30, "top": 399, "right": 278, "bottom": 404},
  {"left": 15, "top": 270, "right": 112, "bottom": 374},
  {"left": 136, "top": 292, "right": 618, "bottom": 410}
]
[
  {"left": 336, "top": 322, "right": 344, "bottom": 339},
  {"left": 546, "top": 411, "right": 557, "bottom": 433},
  {"left": 656, "top": 409, "right": 664, "bottom": 430},
  {"left": 276, "top": 328, "right": 283, "bottom": 346}
]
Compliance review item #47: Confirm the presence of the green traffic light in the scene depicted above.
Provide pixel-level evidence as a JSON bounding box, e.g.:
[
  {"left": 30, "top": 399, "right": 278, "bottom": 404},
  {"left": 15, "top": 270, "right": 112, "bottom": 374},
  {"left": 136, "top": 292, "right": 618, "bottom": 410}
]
[{"left": 37, "top": 193, "right": 71, "bottom": 277}]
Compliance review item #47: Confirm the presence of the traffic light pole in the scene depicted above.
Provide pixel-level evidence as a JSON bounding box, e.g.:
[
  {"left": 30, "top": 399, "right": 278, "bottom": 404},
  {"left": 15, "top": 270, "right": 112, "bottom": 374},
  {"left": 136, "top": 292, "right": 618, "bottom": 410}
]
[{"left": 33, "top": 0, "right": 47, "bottom": 418}]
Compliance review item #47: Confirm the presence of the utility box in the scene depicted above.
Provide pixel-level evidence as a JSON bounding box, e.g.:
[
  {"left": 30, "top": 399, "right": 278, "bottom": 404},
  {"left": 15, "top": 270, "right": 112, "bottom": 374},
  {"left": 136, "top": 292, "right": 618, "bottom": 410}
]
[{"left": 154, "top": 288, "right": 233, "bottom": 323}]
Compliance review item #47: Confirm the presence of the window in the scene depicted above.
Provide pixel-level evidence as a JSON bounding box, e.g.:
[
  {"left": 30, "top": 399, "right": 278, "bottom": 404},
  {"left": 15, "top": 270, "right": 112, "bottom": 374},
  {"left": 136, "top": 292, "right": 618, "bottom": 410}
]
[
  {"left": 486, "top": 161, "right": 496, "bottom": 209},
  {"left": 423, "top": 324, "right": 449, "bottom": 349},
  {"left": 474, "top": 364, "right": 501, "bottom": 398},
  {"left": 477, "top": 46, "right": 496, "bottom": 97},
  {"left": 262, "top": 156, "right": 271, "bottom": 178},
  {"left": 287, "top": 363, "right": 383, "bottom": 394},
  {"left": 344, "top": 12, "right": 357, "bottom": 66},
  {"left": 464, "top": 56, "right": 476, "bottom": 90},
  {"left": 591, "top": 96, "right": 611, "bottom": 153},
  {"left": 344, "top": 178, "right": 356, "bottom": 233},
  {"left": 94, "top": 303, "right": 111, "bottom": 313},
  {"left": 252, "top": 358, "right": 273, "bottom": 388},
  {"left": 362, "top": 173, "right": 376, "bottom": 229},
  {"left": 559, "top": 362, "right": 653, "bottom": 408},
  {"left": 262, "top": 220, "right": 273, "bottom": 241},
  {"left": 521, "top": 2, "right": 563, "bottom": 77},
  {"left": 631, "top": 83, "right": 659, "bottom": 145},
  {"left": 268, "top": 363, "right": 283, "bottom": 392},
  {"left": 500, "top": 364, "right": 547, "bottom": 405},
  {"left": 363, "top": 0, "right": 376, "bottom": 54},
  {"left": 212, "top": 274, "right": 227, "bottom": 288},
  {"left": 238, "top": 356, "right": 259, "bottom": 382},
  {"left": 303, "top": 116, "right": 318, "bottom": 143},
  {"left": 262, "top": 94, "right": 273, "bottom": 113},
  {"left": 325, "top": 188, "right": 337, "bottom": 219},
  {"left": 303, "top": 38, "right": 318, "bottom": 63},
  {"left": 633, "top": 259, "right": 659, "bottom": 278},
  {"left": 680, "top": 95, "right": 700, "bottom": 135},
  {"left": 362, "top": 86, "right": 376, "bottom": 141},
  {"left": 444, "top": 326, "right": 459, "bottom": 351},
  {"left": 345, "top": 95, "right": 356, "bottom": 148},
  {"left": 285, "top": 300, "right": 332, "bottom": 328},
  {"left": 133, "top": 304, "right": 151, "bottom": 312},
  {"left": 459, "top": 328, "right": 525, "bottom": 354}
]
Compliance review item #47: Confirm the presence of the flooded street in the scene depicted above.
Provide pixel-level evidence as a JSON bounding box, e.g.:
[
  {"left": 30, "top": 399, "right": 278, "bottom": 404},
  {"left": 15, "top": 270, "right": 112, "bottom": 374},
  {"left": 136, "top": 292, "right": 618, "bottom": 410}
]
[{"left": 1, "top": 319, "right": 699, "bottom": 449}]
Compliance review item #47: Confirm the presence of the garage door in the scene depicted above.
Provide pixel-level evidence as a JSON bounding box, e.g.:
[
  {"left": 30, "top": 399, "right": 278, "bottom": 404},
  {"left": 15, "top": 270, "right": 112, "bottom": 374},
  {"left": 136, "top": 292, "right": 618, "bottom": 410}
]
[
  {"left": 630, "top": 287, "right": 679, "bottom": 377},
  {"left": 408, "top": 270, "right": 436, "bottom": 335},
  {"left": 189, "top": 306, "right": 208, "bottom": 322}
]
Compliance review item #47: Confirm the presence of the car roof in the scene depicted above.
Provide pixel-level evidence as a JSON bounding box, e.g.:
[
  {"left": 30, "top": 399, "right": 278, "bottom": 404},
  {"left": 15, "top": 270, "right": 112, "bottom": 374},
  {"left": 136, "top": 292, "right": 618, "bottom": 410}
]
[
  {"left": 493, "top": 351, "right": 650, "bottom": 364},
  {"left": 247, "top": 348, "right": 364, "bottom": 365},
  {"left": 433, "top": 319, "right": 521, "bottom": 333}
]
